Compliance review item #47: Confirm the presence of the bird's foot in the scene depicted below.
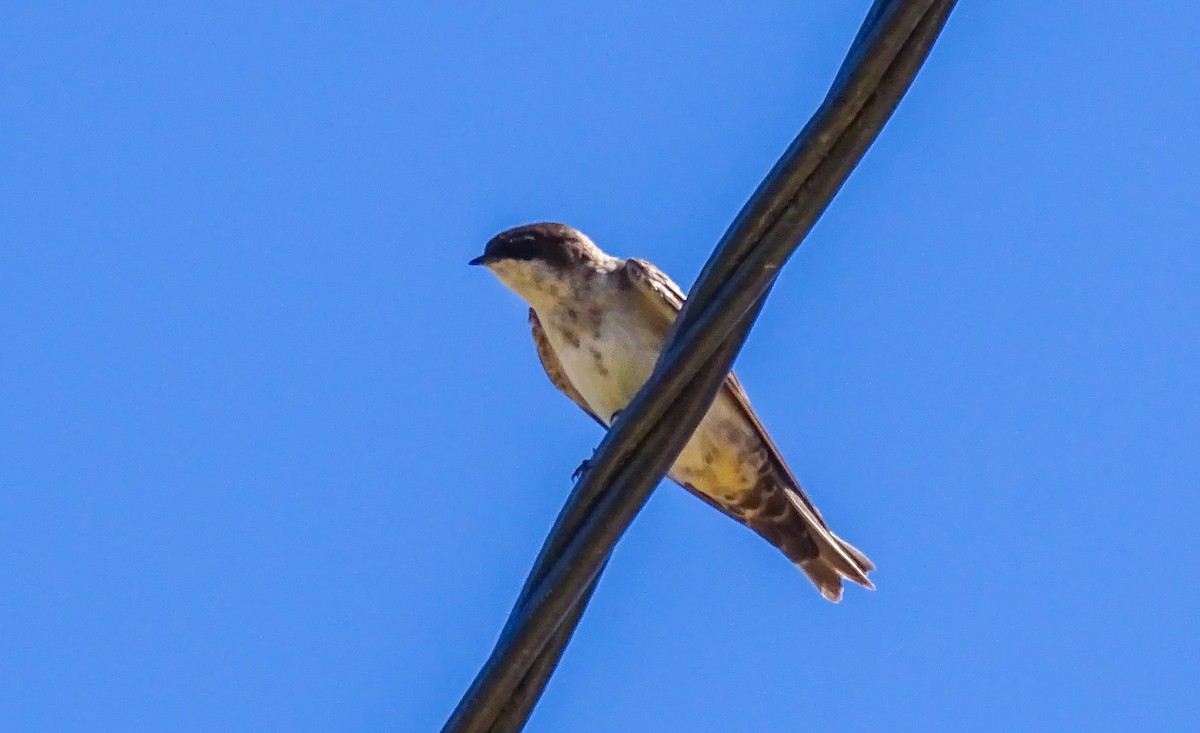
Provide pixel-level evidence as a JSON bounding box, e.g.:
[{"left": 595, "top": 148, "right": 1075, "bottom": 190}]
[
  {"left": 573, "top": 410, "right": 625, "bottom": 481},
  {"left": 571, "top": 458, "right": 592, "bottom": 482}
]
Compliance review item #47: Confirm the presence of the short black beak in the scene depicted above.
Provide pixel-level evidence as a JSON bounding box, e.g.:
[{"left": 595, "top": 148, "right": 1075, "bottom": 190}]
[{"left": 468, "top": 255, "right": 490, "bottom": 267}]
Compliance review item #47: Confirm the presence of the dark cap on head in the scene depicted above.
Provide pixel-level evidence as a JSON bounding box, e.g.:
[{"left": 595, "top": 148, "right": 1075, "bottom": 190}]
[{"left": 469, "top": 222, "right": 594, "bottom": 269}]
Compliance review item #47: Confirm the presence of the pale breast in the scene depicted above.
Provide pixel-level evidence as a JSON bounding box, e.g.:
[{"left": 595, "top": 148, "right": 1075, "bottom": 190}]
[
  {"left": 541, "top": 299, "right": 767, "bottom": 502},
  {"left": 542, "top": 299, "right": 663, "bottom": 424}
]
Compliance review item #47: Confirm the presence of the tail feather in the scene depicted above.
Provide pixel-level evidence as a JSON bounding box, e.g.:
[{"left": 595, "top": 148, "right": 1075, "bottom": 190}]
[
  {"left": 680, "top": 478, "right": 874, "bottom": 602},
  {"left": 835, "top": 534, "right": 876, "bottom": 573},
  {"left": 801, "top": 533, "right": 875, "bottom": 602},
  {"left": 734, "top": 483, "right": 874, "bottom": 602}
]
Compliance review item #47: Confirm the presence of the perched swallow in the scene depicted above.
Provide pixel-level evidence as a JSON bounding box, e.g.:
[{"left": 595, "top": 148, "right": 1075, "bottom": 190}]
[{"left": 470, "top": 222, "right": 873, "bottom": 601}]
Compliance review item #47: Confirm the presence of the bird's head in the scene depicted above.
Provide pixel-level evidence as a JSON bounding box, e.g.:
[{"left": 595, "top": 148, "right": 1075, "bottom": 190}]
[{"left": 470, "top": 222, "right": 612, "bottom": 309}]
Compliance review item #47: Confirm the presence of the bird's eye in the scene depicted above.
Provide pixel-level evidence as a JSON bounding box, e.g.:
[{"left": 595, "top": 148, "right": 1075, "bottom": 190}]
[{"left": 490, "top": 236, "right": 544, "bottom": 263}]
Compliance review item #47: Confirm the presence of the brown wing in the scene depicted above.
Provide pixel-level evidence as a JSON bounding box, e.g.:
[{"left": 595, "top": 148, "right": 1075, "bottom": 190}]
[
  {"left": 529, "top": 308, "right": 605, "bottom": 428},
  {"left": 620, "top": 258, "right": 874, "bottom": 597}
]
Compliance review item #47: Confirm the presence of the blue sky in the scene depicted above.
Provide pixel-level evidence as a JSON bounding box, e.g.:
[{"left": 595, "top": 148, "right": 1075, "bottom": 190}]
[{"left": 3, "top": 2, "right": 1198, "bottom": 731}]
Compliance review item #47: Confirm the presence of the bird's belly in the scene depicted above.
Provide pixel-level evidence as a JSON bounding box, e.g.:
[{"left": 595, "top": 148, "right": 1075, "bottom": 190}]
[
  {"left": 552, "top": 318, "right": 661, "bottom": 424},
  {"left": 548, "top": 318, "right": 765, "bottom": 501},
  {"left": 669, "top": 395, "right": 767, "bottom": 500}
]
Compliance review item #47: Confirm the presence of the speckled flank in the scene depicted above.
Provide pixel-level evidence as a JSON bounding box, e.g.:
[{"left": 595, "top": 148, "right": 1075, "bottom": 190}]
[
  {"left": 539, "top": 271, "right": 663, "bottom": 423},
  {"left": 588, "top": 347, "right": 609, "bottom": 377},
  {"left": 587, "top": 307, "right": 603, "bottom": 337}
]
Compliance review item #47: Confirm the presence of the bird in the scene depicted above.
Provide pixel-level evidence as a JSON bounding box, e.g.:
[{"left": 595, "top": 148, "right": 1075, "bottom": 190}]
[{"left": 469, "top": 222, "right": 873, "bottom": 601}]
